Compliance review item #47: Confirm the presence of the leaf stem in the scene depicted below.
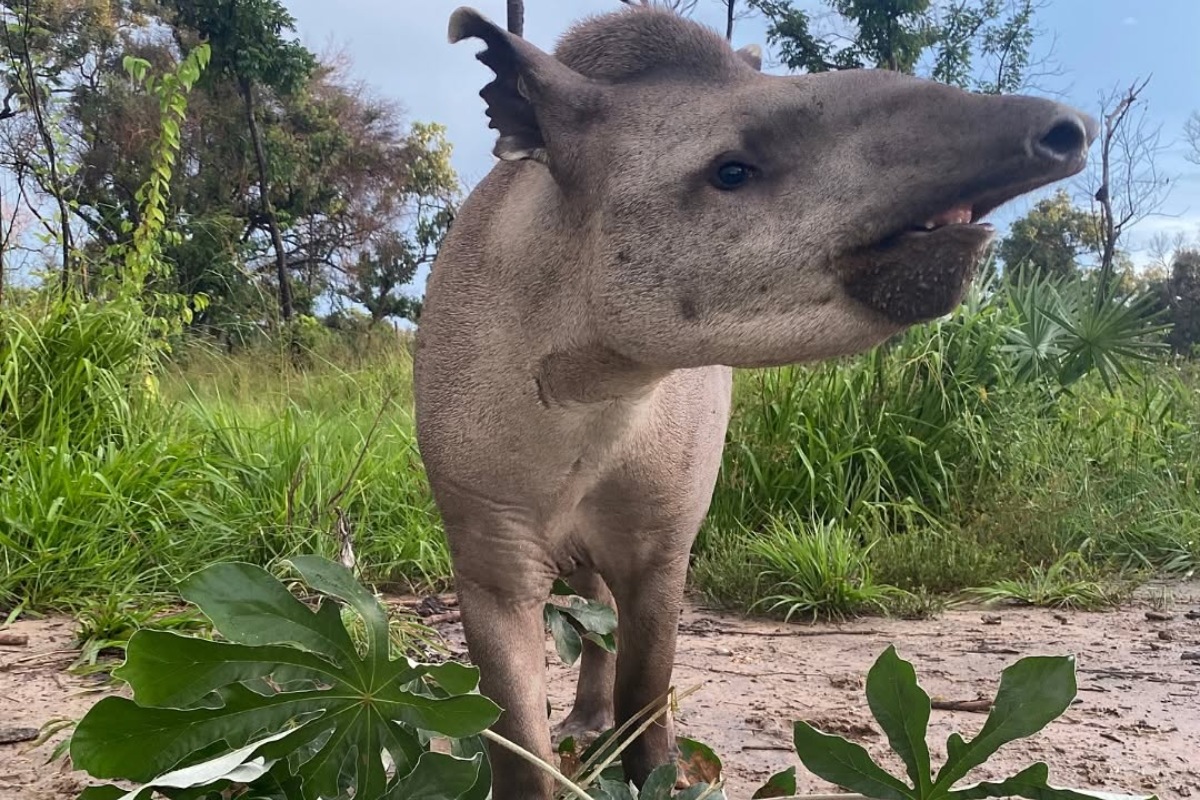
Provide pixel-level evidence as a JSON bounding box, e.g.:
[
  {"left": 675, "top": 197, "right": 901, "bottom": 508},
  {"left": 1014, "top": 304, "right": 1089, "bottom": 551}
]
[{"left": 479, "top": 729, "right": 595, "bottom": 800}]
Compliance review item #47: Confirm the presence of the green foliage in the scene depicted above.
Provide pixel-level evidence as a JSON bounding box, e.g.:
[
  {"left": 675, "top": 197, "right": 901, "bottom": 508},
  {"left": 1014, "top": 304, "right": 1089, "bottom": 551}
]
[
  {"left": 748, "top": 517, "right": 905, "bottom": 621},
  {"left": 545, "top": 579, "right": 618, "bottom": 666},
  {"left": 1166, "top": 248, "right": 1200, "bottom": 356},
  {"left": 0, "top": 328, "right": 447, "bottom": 610},
  {"left": 781, "top": 646, "right": 1157, "bottom": 800},
  {"left": 967, "top": 553, "right": 1131, "bottom": 610},
  {"left": 1002, "top": 270, "right": 1169, "bottom": 393},
  {"left": 749, "top": 0, "right": 1042, "bottom": 93},
  {"left": 2, "top": 0, "right": 453, "bottom": 335},
  {"left": 998, "top": 190, "right": 1101, "bottom": 281},
  {"left": 71, "top": 556, "right": 499, "bottom": 800},
  {"left": 167, "top": 0, "right": 316, "bottom": 95},
  {"left": 694, "top": 269, "right": 1195, "bottom": 615}
]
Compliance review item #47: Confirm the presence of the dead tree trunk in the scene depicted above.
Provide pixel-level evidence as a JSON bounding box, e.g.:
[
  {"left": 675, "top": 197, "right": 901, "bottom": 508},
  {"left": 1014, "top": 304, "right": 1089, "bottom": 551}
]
[
  {"left": 506, "top": 0, "right": 524, "bottom": 36},
  {"left": 1090, "top": 76, "right": 1168, "bottom": 305},
  {"left": 12, "top": 0, "right": 75, "bottom": 295},
  {"left": 239, "top": 76, "right": 294, "bottom": 324}
]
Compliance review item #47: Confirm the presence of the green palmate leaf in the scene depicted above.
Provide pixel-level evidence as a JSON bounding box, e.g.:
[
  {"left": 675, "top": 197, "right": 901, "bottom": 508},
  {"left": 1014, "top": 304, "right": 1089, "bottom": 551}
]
[
  {"left": 934, "top": 656, "right": 1076, "bottom": 792},
  {"left": 114, "top": 630, "right": 336, "bottom": 707},
  {"left": 286, "top": 555, "right": 390, "bottom": 659},
  {"left": 951, "top": 763, "right": 1158, "bottom": 800},
  {"left": 793, "top": 721, "right": 914, "bottom": 800},
  {"left": 72, "top": 558, "right": 501, "bottom": 800},
  {"left": 866, "top": 645, "right": 933, "bottom": 794},
  {"left": 74, "top": 727, "right": 291, "bottom": 800},
  {"left": 591, "top": 777, "right": 638, "bottom": 800},
  {"left": 384, "top": 751, "right": 483, "bottom": 800},
  {"left": 544, "top": 584, "right": 619, "bottom": 665},
  {"left": 72, "top": 684, "right": 323, "bottom": 782},
  {"left": 641, "top": 763, "right": 680, "bottom": 800},
  {"left": 178, "top": 562, "right": 358, "bottom": 665},
  {"left": 449, "top": 735, "right": 492, "bottom": 800},
  {"left": 751, "top": 767, "right": 797, "bottom": 799},
  {"left": 554, "top": 595, "right": 618, "bottom": 638}
]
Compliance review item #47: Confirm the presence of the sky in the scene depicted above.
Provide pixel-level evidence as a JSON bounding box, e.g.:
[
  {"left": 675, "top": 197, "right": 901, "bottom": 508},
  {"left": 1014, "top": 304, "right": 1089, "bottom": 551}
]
[{"left": 286, "top": 0, "right": 1200, "bottom": 291}]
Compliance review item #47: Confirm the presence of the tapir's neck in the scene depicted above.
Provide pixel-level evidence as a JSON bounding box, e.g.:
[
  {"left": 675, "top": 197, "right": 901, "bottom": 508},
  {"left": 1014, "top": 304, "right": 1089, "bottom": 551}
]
[
  {"left": 425, "top": 162, "right": 680, "bottom": 411},
  {"left": 533, "top": 345, "right": 669, "bottom": 408}
]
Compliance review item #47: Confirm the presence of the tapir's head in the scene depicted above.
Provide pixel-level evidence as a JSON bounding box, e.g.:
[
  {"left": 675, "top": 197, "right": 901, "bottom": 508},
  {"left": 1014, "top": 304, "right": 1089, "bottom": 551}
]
[{"left": 449, "top": 6, "right": 1097, "bottom": 369}]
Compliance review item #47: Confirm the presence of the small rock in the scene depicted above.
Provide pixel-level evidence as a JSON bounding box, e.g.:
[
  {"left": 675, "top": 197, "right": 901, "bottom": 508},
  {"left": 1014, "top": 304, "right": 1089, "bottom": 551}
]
[
  {"left": 1182, "top": 651, "right": 1200, "bottom": 662},
  {"left": 1145, "top": 611, "right": 1175, "bottom": 622},
  {"left": 0, "top": 632, "right": 28, "bottom": 647},
  {"left": 1053, "top": 613, "right": 1069, "bottom": 625},
  {"left": 1185, "top": 609, "right": 1200, "bottom": 621},
  {"left": 981, "top": 614, "right": 1002, "bottom": 626},
  {"left": 1157, "top": 629, "right": 1176, "bottom": 642},
  {"left": 0, "top": 726, "right": 38, "bottom": 745}
]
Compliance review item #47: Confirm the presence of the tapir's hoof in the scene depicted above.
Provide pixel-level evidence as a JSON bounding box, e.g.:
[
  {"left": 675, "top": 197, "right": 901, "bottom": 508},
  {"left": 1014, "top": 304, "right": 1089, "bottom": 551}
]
[{"left": 551, "top": 712, "right": 614, "bottom": 747}]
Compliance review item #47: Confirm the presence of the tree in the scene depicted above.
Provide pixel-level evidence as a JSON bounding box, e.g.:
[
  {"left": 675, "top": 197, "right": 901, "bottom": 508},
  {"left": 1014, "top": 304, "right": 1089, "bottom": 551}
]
[
  {"left": 1185, "top": 110, "right": 1200, "bottom": 167},
  {"left": 506, "top": 0, "right": 523, "bottom": 36},
  {"left": 336, "top": 122, "right": 457, "bottom": 326},
  {"left": 716, "top": 0, "right": 756, "bottom": 40},
  {"left": 620, "top": 0, "right": 701, "bottom": 14},
  {"left": 1166, "top": 248, "right": 1200, "bottom": 356},
  {"left": 1, "top": 0, "right": 457, "bottom": 342},
  {"left": 166, "top": 0, "right": 317, "bottom": 325},
  {"left": 1083, "top": 77, "right": 1171, "bottom": 295},
  {"left": 747, "top": 0, "right": 1050, "bottom": 94},
  {"left": 997, "top": 189, "right": 1100, "bottom": 281}
]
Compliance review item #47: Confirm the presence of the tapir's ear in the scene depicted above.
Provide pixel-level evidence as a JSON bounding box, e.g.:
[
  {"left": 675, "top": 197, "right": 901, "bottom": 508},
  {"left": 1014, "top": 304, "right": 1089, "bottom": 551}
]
[
  {"left": 735, "top": 44, "right": 763, "bottom": 72},
  {"left": 449, "top": 7, "right": 602, "bottom": 169}
]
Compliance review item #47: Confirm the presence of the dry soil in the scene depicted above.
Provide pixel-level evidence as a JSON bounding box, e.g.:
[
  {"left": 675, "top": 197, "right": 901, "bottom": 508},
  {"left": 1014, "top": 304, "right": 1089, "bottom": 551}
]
[{"left": 2, "top": 584, "right": 1198, "bottom": 800}]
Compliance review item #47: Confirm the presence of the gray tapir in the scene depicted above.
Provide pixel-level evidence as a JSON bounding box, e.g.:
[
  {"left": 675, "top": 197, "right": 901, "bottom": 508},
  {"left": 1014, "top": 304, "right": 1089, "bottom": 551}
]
[{"left": 413, "top": 5, "right": 1096, "bottom": 797}]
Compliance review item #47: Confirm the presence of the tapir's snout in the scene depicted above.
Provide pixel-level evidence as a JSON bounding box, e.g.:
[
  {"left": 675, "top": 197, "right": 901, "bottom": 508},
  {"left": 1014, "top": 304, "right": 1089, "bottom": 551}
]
[{"left": 1029, "top": 107, "right": 1097, "bottom": 165}]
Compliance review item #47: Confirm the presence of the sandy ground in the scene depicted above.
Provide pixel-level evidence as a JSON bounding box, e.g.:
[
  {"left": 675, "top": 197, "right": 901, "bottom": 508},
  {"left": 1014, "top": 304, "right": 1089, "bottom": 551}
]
[{"left": 2, "top": 584, "right": 1198, "bottom": 800}]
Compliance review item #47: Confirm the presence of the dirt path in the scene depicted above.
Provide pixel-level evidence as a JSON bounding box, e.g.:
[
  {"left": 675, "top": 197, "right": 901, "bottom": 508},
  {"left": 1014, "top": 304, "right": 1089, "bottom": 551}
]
[{"left": 3, "top": 585, "right": 1198, "bottom": 800}]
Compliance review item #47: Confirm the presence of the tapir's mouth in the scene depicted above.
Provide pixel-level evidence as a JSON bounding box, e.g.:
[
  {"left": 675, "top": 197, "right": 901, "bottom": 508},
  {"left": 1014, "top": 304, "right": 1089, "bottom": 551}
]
[{"left": 844, "top": 165, "right": 1084, "bottom": 326}]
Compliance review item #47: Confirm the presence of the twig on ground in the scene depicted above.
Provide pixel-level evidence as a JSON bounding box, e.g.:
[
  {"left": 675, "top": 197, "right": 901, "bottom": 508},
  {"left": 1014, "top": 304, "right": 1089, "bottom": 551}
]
[{"left": 931, "top": 698, "right": 993, "bottom": 713}]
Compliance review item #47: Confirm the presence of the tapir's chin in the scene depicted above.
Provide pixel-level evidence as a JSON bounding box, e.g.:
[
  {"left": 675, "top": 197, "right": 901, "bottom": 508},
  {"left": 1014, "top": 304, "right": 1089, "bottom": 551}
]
[{"left": 841, "top": 222, "right": 996, "bottom": 325}]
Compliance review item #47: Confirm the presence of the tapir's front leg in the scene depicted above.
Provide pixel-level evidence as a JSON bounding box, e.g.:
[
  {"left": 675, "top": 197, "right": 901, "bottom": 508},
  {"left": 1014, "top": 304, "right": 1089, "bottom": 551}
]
[
  {"left": 603, "top": 550, "right": 691, "bottom": 787},
  {"left": 449, "top": 523, "right": 557, "bottom": 800}
]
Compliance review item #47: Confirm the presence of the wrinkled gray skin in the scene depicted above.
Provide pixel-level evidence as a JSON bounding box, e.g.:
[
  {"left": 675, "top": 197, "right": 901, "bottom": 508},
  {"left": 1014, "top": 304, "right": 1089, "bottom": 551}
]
[{"left": 413, "top": 6, "right": 1096, "bottom": 797}]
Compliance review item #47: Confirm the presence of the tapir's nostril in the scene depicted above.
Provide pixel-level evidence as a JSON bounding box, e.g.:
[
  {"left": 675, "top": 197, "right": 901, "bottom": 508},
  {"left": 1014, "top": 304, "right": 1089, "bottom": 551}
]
[{"left": 1034, "top": 117, "right": 1089, "bottom": 161}]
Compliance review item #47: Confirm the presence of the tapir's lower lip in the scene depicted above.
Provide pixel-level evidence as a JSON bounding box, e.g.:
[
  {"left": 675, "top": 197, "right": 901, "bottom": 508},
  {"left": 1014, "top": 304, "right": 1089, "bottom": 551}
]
[{"left": 877, "top": 220, "right": 995, "bottom": 249}]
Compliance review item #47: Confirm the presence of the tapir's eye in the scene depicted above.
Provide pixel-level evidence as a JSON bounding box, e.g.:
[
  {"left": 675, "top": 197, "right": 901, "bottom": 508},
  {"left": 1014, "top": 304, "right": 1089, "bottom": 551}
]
[{"left": 712, "top": 161, "right": 755, "bottom": 190}]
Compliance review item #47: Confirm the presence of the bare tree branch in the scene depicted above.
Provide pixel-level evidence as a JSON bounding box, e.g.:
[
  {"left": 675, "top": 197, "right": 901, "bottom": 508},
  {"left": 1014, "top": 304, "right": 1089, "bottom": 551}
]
[
  {"left": 1080, "top": 76, "right": 1172, "bottom": 293},
  {"left": 621, "top": 0, "right": 699, "bottom": 14},
  {"left": 1185, "top": 111, "right": 1200, "bottom": 167}
]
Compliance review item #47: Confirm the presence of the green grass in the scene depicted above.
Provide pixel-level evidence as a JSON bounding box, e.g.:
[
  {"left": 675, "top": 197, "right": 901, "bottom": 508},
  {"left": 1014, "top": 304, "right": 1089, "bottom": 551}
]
[
  {"left": 2, "top": 273, "right": 1197, "bottom": 621},
  {"left": 692, "top": 275, "right": 1199, "bottom": 618},
  {"left": 0, "top": 300, "right": 446, "bottom": 610},
  {"left": 747, "top": 516, "right": 907, "bottom": 622}
]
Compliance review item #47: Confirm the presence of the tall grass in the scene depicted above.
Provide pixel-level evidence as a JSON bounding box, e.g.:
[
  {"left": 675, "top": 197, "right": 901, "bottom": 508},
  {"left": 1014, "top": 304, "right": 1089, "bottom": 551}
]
[
  {"left": 2, "top": 269, "right": 1196, "bottom": 618},
  {"left": 693, "top": 274, "right": 1199, "bottom": 615},
  {"left": 0, "top": 303, "right": 445, "bottom": 610}
]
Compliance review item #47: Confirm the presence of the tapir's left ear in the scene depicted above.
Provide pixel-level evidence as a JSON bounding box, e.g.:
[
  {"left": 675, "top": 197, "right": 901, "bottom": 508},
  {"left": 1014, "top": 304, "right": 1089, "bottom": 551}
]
[
  {"left": 735, "top": 44, "right": 763, "bottom": 72},
  {"left": 449, "top": 7, "right": 606, "bottom": 178}
]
